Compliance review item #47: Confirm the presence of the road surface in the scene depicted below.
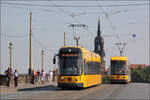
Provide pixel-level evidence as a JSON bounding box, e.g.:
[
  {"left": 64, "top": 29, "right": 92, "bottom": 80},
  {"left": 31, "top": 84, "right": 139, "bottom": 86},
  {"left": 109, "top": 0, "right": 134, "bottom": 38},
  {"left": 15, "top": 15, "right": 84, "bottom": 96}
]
[{"left": 1, "top": 83, "right": 150, "bottom": 100}]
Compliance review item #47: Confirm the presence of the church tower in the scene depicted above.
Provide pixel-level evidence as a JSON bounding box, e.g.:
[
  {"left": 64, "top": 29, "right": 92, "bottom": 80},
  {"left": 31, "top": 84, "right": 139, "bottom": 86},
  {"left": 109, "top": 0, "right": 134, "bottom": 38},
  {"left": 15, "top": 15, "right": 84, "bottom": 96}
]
[{"left": 94, "top": 19, "right": 106, "bottom": 71}]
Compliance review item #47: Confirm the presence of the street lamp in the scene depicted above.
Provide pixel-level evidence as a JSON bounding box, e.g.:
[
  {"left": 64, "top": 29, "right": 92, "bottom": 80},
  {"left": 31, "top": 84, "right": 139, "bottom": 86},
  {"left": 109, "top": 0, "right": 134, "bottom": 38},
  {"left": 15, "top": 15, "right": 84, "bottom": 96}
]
[
  {"left": 41, "top": 50, "right": 44, "bottom": 70},
  {"left": 9, "top": 42, "right": 13, "bottom": 69}
]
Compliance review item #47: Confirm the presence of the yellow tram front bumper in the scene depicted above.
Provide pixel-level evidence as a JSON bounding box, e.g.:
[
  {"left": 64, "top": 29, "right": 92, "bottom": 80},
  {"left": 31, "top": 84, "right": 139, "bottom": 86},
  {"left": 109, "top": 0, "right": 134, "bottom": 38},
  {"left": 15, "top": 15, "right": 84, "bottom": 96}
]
[
  {"left": 109, "top": 79, "right": 127, "bottom": 83},
  {"left": 109, "top": 75, "right": 128, "bottom": 83},
  {"left": 58, "top": 76, "right": 83, "bottom": 88},
  {"left": 58, "top": 75, "right": 102, "bottom": 88}
]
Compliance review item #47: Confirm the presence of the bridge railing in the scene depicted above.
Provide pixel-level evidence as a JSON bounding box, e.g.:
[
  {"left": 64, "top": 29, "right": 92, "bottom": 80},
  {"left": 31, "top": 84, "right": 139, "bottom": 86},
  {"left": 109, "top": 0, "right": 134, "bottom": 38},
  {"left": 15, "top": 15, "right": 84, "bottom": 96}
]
[{"left": 0, "top": 74, "right": 57, "bottom": 86}]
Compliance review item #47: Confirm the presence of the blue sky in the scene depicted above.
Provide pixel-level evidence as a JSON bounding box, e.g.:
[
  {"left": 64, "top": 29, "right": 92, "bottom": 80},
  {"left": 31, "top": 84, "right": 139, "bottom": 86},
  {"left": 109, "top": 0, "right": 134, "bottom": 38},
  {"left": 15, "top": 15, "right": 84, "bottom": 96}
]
[{"left": 1, "top": 1, "right": 149, "bottom": 74}]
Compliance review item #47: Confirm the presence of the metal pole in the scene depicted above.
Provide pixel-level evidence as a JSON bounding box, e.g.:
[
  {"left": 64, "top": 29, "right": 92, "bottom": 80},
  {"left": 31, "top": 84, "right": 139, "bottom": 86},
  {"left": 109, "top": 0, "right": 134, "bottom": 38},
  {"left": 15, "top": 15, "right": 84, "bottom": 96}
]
[
  {"left": 120, "top": 51, "right": 123, "bottom": 56},
  {"left": 54, "top": 54, "right": 57, "bottom": 76},
  {"left": 9, "top": 43, "right": 13, "bottom": 69},
  {"left": 64, "top": 32, "right": 66, "bottom": 46},
  {"left": 76, "top": 39, "right": 78, "bottom": 46},
  {"left": 29, "top": 11, "right": 33, "bottom": 74},
  {"left": 74, "top": 36, "right": 80, "bottom": 46},
  {"left": 41, "top": 50, "right": 44, "bottom": 70},
  {"left": 72, "top": 26, "right": 77, "bottom": 45},
  {"left": 10, "top": 48, "right": 12, "bottom": 69},
  {"left": 42, "top": 55, "right": 43, "bottom": 70},
  {"left": 54, "top": 63, "right": 56, "bottom": 74}
]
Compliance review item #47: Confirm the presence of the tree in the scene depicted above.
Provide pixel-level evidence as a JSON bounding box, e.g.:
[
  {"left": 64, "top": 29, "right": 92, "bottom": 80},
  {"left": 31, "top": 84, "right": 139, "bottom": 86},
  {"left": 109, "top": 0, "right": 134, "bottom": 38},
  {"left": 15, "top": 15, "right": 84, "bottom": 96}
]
[
  {"left": 146, "top": 65, "right": 150, "bottom": 82},
  {"left": 131, "top": 65, "right": 150, "bottom": 83}
]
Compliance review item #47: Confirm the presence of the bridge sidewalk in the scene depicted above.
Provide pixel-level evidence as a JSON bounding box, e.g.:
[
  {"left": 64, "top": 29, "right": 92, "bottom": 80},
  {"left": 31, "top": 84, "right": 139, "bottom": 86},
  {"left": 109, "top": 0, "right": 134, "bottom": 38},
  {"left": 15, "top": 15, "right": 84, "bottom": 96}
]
[{"left": 0, "top": 82, "right": 57, "bottom": 95}]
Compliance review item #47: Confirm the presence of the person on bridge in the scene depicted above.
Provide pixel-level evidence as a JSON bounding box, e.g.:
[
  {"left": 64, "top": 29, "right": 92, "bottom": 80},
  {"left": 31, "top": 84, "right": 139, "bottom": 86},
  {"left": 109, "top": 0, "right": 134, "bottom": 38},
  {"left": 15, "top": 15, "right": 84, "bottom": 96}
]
[
  {"left": 13, "top": 69, "right": 19, "bottom": 87},
  {"left": 34, "top": 69, "right": 38, "bottom": 83},
  {"left": 48, "top": 70, "right": 53, "bottom": 82},
  {"left": 37, "top": 69, "right": 40, "bottom": 84},
  {"left": 5, "top": 67, "right": 12, "bottom": 87},
  {"left": 41, "top": 69, "right": 46, "bottom": 84}
]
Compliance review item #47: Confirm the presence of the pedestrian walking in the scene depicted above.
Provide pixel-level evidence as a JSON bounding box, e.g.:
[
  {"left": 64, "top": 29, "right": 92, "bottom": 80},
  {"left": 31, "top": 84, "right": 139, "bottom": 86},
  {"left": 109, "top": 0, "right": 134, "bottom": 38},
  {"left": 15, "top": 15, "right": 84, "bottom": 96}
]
[
  {"left": 41, "top": 69, "right": 46, "bottom": 84},
  {"left": 49, "top": 70, "right": 53, "bottom": 82},
  {"left": 37, "top": 69, "right": 40, "bottom": 83},
  {"left": 13, "top": 69, "right": 19, "bottom": 87},
  {"left": 47, "top": 71, "right": 50, "bottom": 81},
  {"left": 34, "top": 69, "right": 38, "bottom": 83},
  {"left": 5, "top": 67, "right": 12, "bottom": 87}
]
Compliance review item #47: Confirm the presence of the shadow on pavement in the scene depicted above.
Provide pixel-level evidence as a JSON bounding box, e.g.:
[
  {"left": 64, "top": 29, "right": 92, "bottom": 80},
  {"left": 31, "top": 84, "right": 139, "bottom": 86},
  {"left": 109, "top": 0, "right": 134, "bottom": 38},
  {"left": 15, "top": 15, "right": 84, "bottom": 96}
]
[
  {"left": 58, "top": 84, "right": 100, "bottom": 91},
  {"left": 17, "top": 85, "right": 61, "bottom": 91},
  {"left": 17, "top": 84, "right": 102, "bottom": 92}
]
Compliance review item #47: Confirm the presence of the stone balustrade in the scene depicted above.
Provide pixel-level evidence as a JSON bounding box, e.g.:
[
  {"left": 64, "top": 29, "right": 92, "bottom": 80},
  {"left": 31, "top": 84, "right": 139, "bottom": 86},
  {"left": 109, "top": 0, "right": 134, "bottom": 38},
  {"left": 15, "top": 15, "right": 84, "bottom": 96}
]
[{"left": 0, "top": 74, "right": 57, "bottom": 86}]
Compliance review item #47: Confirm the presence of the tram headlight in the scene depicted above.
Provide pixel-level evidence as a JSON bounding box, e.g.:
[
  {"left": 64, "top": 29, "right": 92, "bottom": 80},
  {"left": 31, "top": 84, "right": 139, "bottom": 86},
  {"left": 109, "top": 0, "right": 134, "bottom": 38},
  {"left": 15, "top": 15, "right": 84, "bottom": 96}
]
[
  {"left": 75, "top": 77, "right": 78, "bottom": 81},
  {"left": 60, "top": 77, "right": 64, "bottom": 81}
]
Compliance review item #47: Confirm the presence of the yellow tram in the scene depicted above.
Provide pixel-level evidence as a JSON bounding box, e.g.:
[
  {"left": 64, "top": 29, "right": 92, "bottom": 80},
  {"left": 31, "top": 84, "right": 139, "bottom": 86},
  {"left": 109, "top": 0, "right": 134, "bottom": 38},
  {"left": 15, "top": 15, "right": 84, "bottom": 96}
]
[
  {"left": 56, "top": 46, "right": 102, "bottom": 89},
  {"left": 109, "top": 56, "right": 131, "bottom": 84}
]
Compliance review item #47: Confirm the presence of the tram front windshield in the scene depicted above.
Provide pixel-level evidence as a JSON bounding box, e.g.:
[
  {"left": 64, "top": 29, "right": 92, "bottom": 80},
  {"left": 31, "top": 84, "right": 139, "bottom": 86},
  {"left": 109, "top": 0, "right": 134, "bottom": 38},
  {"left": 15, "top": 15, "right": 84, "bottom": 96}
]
[
  {"left": 111, "top": 60, "right": 126, "bottom": 75},
  {"left": 59, "top": 54, "right": 82, "bottom": 76}
]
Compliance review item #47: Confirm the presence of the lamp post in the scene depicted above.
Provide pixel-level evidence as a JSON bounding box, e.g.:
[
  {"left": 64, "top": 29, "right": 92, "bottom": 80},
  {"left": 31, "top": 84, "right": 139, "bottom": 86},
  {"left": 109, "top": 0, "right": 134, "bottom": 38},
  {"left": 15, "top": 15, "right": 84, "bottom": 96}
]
[
  {"left": 9, "top": 42, "right": 13, "bottom": 69},
  {"left": 41, "top": 50, "right": 44, "bottom": 70},
  {"left": 29, "top": 11, "right": 33, "bottom": 75}
]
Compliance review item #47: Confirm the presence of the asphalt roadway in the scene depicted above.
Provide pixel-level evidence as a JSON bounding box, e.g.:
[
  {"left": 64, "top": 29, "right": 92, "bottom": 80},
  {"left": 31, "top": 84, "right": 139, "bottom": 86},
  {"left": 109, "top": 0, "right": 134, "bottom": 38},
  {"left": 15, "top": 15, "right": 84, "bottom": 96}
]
[{"left": 1, "top": 83, "right": 150, "bottom": 100}]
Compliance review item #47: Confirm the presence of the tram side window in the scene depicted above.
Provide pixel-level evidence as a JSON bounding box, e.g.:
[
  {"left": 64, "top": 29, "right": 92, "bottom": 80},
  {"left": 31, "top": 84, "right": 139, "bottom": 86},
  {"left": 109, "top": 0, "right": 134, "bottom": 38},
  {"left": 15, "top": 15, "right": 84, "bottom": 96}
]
[
  {"left": 78, "top": 54, "right": 83, "bottom": 75},
  {"left": 95, "top": 62, "right": 101, "bottom": 74},
  {"left": 87, "top": 62, "right": 93, "bottom": 75},
  {"left": 85, "top": 62, "right": 101, "bottom": 75},
  {"left": 84, "top": 59, "right": 87, "bottom": 75}
]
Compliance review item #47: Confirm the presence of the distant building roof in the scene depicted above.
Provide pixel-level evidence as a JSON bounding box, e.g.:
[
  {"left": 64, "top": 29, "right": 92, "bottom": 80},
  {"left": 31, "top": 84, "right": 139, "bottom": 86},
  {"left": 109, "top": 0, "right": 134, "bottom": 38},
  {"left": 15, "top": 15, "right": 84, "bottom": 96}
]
[{"left": 129, "top": 64, "right": 147, "bottom": 69}]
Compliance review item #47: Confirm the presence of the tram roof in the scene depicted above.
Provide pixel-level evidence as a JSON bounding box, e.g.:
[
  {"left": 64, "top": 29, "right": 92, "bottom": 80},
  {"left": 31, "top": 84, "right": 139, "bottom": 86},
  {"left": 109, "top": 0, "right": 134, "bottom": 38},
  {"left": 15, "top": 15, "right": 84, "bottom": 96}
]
[
  {"left": 111, "top": 56, "right": 128, "bottom": 61},
  {"left": 60, "top": 46, "right": 100, "bottom": 57},
  {"left": 60, "top": 46, "right": 90, "bottom": 52}
]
